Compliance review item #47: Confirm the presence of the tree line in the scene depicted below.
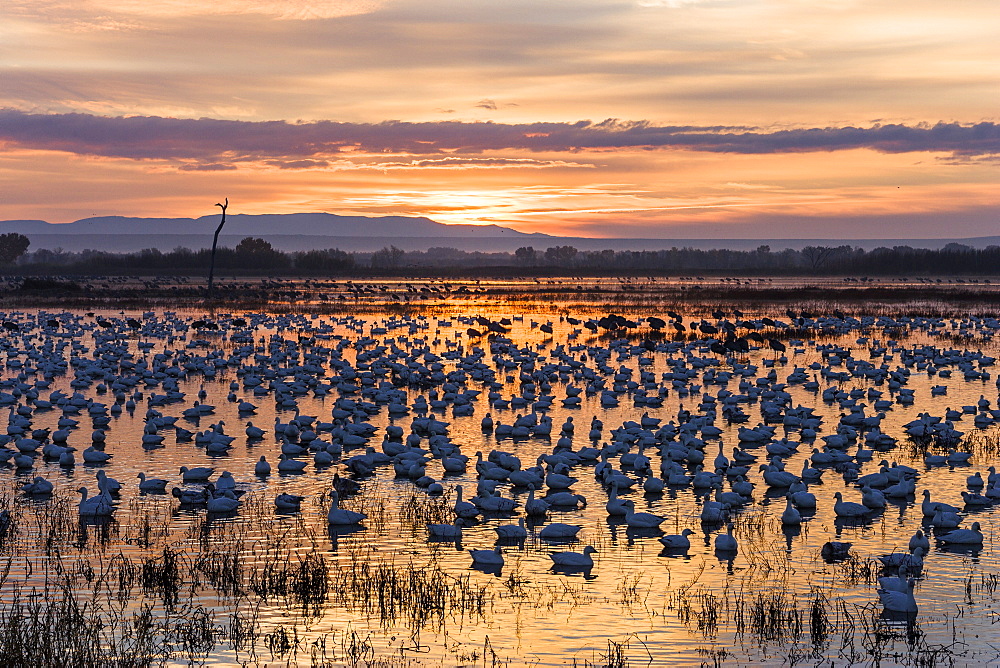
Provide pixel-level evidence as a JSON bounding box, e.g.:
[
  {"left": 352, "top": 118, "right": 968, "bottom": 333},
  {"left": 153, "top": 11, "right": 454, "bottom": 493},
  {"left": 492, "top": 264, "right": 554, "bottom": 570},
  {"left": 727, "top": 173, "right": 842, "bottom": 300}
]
[{"left": 1, "top": 233, "right": 1000, "bottom": 276}]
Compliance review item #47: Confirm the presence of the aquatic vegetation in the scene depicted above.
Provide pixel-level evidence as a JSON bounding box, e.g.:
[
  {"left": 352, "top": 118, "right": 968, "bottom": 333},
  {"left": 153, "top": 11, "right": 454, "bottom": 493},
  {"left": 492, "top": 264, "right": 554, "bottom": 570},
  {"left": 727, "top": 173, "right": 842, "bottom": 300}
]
[{"left": 0, "top": 300, "right": 997, "bottom": 666}]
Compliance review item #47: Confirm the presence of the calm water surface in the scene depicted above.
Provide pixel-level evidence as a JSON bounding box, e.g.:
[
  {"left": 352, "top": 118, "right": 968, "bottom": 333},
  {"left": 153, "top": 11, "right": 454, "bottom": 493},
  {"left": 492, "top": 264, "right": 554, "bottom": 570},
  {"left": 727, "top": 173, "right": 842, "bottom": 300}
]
[{"left": 1, "top": 303, "right": 999, "bottom": 667}]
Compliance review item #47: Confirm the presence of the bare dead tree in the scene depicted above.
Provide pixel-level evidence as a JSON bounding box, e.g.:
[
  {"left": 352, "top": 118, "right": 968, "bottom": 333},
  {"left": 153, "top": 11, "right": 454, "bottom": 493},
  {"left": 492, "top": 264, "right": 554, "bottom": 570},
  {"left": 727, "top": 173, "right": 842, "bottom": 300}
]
[
  {"left": 207, "top": 197, "right": 228, "bottom": 300},
  {"left": 801, "top": 245, "right": 837, "bottom": 273}
]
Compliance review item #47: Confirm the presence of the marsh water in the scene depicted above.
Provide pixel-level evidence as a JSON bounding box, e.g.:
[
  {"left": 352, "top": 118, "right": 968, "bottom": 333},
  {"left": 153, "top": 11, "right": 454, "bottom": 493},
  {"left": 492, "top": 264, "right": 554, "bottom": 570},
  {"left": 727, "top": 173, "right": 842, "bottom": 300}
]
[{"left": 2, "top": 297, "right": 1000, "bottom": 667}]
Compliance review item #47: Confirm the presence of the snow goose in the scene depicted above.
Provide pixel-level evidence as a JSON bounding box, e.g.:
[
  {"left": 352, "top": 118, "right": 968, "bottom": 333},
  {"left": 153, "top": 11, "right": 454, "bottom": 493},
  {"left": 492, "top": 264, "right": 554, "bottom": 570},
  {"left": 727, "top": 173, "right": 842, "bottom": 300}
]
[
  {"left": 780, "top": 497, "right": 802, "bottom": 525},
  {"left": 77, "top": 487, "right": 114, "bottom": 516},
  {"left": 453, "top": 485, "right": 479, "bottom": 519},
  {"left": 22, "top": 476, "right": 53, "bottom": 495},
  {"left": 921, "top": 489, "right": 959, "bottom": 517},
  {"left": 878, "top": 578, "right": 917, "bottom": 613},
  {"left": 427, "top": 520, "right": 464, "bottom": 540},
  {"left": 625, "top": 508, "right": 665, "bottom": 529},
  {"left": 605, "top": 484, "right": 632, "bottom": 516},
  {"left": 179, "top": 466, "right": 213, "bottom": 483},
  {"left": 206, "top": 490, "right": 240, "bottom": 513},
  {"left": 277, "top": 454, "right": 307, "bottom": 473},
  {"left": 538, "top": 523, "right": 582, "bottom": 541},
  {"left": 274, "top": 493, "right": 305, "bottom": 512},
  {"left": 524, "top": 486, "right": 550, "bottom": 517},
  {"left": 137, "top": 472, "right": 167, "bottom": 493},
  {"left": 327, "top": 491, "right": 367, "bottom": 525},
  {"left": 833, "top": 492, "right": 870, "bottom": 518},
  {"left": 468, "top": 546, "right": 504, "bottom": 567},
  {"left": 254, "top": 456, "right": 271, "bottom": 476},
  {"left": 714, "top": 522, "right": 738, "bottom": 552},
  {"left": 936, "top": 521, "right": 984, "bottom": 545},
  {"left": 878, "top": 547, "right": 925, "bottom": 574},
  {"left": 550, "top": 545, "right": 597, "bottom": 568},
  {"left": 907, "top": 529, "right": 930, "bottom": 552},
  {"left": 658, "top": 528, "right": 694, "bottom": 549},
  {"left": 494, "top": 517, "right": 527, "bottom": 541}
]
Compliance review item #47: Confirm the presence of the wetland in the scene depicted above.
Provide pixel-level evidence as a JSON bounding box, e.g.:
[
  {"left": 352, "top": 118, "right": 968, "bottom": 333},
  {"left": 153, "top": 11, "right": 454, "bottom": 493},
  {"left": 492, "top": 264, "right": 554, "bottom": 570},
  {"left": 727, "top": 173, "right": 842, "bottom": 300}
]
[{"left": 0, "top": 279, "right": 999, "bottom": 667}]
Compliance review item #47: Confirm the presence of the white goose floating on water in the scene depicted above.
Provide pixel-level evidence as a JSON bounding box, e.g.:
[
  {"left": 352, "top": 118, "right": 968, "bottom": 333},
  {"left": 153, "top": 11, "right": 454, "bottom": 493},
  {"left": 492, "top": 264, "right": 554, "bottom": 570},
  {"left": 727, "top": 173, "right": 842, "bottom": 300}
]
[
  {"left": 878, "top": 578, "right": 917, "bottom": 613},
  {"left": 427, "top": 520, "right": 463, "bottom": 539},
  {"left": 327, "top": 491, "right": 366, "bottom": 526},
  {"left": 624, "top": 507, "right": 665, "bottom": 529},
  {"left": 714, "top": 522, "right": 738, "bottom": 553},
  {"left": 494, "top": 517, "right": 527, "bottom": 541},
  {"left": 179, "top": 466, "right": 213, "bottom": 483},
  {"left": 22, "top": 476, "right": 53, "bottom": 495},
  {"left": 658, "top": 528, "right": 694, "bottom": 549},
  {"left": 206, "top": 489, "right": 240, "bottom": 513},
  {"left": 833, "top": 492, "right": 870, "bottom": 518},
  {"left": 274, "top": 493, "right": 305, "bottom": 512},
  {"left": 936, "top": 522, "right": 984, "bottom": 546},
  {"left": 549, "top": 545, "right": 597, "bottom": 568},
  {"left": 538, "top": 522, "right": 582, "bottom": 541},
  {"left": 137, "top": 472, "right": 167, "bottom": 493},
  {"left": 468, "top": 546, "right": 504, "bottom": 567},
  {"left": 77, "top": 486, "right": 114, "bottom": 517}
]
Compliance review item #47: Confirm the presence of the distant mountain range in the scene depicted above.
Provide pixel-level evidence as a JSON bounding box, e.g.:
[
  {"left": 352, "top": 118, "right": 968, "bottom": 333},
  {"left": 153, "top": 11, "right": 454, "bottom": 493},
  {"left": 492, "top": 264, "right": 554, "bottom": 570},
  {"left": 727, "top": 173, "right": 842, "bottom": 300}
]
[
  {"left": 2, "top": 213, "right": 1000, "bottom": 253},
  {"left": 0, "top": 213, "right": 548, "bottom": 239}
]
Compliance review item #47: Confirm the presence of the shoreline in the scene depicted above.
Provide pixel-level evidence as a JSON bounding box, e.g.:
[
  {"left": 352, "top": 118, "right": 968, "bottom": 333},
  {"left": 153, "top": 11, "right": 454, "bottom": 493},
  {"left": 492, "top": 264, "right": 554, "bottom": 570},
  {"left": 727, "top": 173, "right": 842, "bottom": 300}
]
[{"left": 2, "top": 275, "right": 999, "bottom": 316}]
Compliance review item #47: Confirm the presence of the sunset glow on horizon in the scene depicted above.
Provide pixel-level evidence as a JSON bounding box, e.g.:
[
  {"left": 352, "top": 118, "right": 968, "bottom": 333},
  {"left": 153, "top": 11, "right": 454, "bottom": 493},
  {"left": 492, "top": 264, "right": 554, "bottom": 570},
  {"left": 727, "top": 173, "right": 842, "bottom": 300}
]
[{"left": 2, "top": 0, "right": 998, "bottom": 238}]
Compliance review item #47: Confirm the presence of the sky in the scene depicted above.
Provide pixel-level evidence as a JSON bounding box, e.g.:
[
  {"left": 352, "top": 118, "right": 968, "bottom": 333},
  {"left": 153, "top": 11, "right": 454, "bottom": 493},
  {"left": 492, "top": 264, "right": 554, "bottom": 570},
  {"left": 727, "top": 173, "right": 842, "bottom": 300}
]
[{"left": 1, "top": 0, "right": 998, "bottom": 239}]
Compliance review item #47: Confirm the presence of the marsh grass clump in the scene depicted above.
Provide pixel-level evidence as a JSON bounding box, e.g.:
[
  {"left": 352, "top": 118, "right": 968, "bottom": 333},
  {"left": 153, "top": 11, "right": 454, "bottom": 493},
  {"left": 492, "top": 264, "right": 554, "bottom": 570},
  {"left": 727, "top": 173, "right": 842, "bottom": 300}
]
[
  {"left": 399, "top": 491, "right": 452, "bottom": 531},
  {"left": 827, "top": 554, "right": 881, "bottom": 587},
  {"left": 729, "top": 509, "right": 778, "bottom": 542},
  {"left": 168, "top": 602, "right": 219, "bottom": 662},
  {"left": 27, "top": 495, "right": 82, "bottom": 556},
  {"left": 668, "top": 586, "right": 723, "bottom": 638},
  {"left": 734, "top": 589, "right": 803, "bottom": 643},
  {"left": 971, "top": 571, "right": 1000, "bottom": 597},
  {"left": 291, "top": 551, "right": 331, "bottom": 616},
  {"left": 0, "top": 580, "right": 170, "bottom": 667},
  {"left": 963, "top": 430, "right": 1000, "bottom": 459},
  {"left": 193, "top": 545, "right": 245, "bottom": 597},
  {"left": 227, "top": 603, "right": 261, "bottom": 660},
  {"left": 265, "top": 624, "right": 301, "bottom": 661},
  {"left": 961, "top": 568, "right": 1000, "bottom": 608},
  {"left": 500, "top": 563, "right": 531, "bottom": 598},
  {"left": 573, "top": 634, "right": 652, "bottom": 668},
  {"left": 140, "top": 546, "right": 183, "bottom": 610},
  {"left": 902, "top": 434, "right": 953, "bottom": 460},
  {"left": 695, "top": 646, "right": 730, "bottom": 668},
  {"left": 615, "top": 571, "right": 648, "bottom": 607},
  {"left": 330, "top": 555, "right": 489, "bottom": 630},
  {"left": 123, "top": 510, "right": 169, "bottom": 549},
  {"left": 246, "top": 547, "right": 330, "bottom": 618},
  {"left": 809, "top": 590, "right": 831, "bottom": 648},
  {"left": 599, "top": 637, "right": 628, "bottom": 668},
  {"left": 296, "top": 627, "right": 430, "bottom": 668},
  {"left": 337, "top": 629, "right": 375, "bottom": 667},
  {"left": 102, "top": 552, "right": 140, "bottom": 605},
  {"left": 0, "top": 502, "right": 19, "bottom": 553}
]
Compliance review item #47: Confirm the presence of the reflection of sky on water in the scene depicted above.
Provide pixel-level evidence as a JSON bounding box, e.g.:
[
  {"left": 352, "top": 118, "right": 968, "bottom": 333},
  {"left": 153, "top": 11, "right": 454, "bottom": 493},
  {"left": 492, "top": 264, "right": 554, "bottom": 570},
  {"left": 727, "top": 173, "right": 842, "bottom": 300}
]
[{"left": 1, "top": 303, "right": 999, "bottom": 666}]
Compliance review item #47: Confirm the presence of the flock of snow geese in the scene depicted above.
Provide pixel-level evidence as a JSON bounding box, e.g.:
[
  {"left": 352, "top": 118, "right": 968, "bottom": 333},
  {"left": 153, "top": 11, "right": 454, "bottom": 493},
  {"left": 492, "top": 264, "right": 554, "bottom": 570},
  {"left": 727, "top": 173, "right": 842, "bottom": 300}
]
[{"left": 2, "top": 308, "right": 1000, "bottom": 617}]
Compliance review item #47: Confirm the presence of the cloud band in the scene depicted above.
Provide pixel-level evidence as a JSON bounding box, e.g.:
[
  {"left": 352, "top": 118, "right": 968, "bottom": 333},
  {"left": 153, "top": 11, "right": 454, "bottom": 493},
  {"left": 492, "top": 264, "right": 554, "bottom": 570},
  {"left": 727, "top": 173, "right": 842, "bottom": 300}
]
[{"left": 1, "top": 110, "right": 997, "bottom": 163}]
